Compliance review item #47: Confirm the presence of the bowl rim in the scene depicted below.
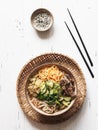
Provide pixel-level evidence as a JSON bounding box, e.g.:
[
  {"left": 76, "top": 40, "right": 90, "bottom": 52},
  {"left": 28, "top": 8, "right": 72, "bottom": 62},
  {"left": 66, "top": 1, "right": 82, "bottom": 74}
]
[
  {"left": 30, "top": 8, "right": 54, "bottom": 31},
  {"left": 25, "top": 62, "right": 77, "bottom": 116}
]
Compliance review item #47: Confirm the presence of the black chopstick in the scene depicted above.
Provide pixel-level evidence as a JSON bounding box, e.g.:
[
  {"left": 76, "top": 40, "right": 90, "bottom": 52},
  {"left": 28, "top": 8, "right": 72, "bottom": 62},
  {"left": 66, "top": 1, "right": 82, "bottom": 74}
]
[
  {"left": 67, "top": 8, "right": 93, "bottom": 67},
  {"left": 64, "top": 21, "right": 94, "bottom": 78}
]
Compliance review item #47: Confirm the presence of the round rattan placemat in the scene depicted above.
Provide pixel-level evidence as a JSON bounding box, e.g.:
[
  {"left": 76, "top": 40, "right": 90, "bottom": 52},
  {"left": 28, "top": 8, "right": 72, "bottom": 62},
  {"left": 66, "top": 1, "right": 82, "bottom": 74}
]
[{"left": 17, "top": 53, "right": 86, "bottom": 124}]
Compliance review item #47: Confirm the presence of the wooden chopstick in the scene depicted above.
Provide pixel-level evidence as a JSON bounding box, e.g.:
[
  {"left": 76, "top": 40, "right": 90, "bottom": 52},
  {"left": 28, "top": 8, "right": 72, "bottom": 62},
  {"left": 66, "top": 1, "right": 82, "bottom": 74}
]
[
  {"left": 67, "top": 8, "right": 93, "bottom": 67},
  {"left": 64, "top": 21, "right": 94, "bottom": 78}
]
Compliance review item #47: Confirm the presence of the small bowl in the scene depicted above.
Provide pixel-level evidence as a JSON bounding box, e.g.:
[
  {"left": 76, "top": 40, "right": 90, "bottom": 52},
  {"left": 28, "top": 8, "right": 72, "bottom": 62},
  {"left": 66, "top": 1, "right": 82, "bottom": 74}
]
[
  {"left": 25, "top": 63, "right": 77, "bottom": 116},
  {"left": 31, "top": 8, "right": 54, "bottom": 32}
]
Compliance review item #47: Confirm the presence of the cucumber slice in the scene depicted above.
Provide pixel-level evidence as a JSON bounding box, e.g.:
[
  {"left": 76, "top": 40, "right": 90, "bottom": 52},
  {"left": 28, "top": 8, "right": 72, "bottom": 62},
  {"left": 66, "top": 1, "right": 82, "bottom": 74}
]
[
  {"left": 46, "top": 80, "right": 53, "bottom": 88},
  {"left": 64, "top": 97, "right": 71, "bottom": 102},
  {"left": 62, "top": 101, "right": 70, "bottom": 106}
]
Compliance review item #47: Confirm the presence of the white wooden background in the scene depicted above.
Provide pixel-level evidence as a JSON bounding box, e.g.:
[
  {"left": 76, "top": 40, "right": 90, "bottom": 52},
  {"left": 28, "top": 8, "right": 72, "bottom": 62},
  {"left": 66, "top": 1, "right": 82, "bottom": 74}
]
[{"left": 0, "top": 0, "right": 98, "bottom": 130}]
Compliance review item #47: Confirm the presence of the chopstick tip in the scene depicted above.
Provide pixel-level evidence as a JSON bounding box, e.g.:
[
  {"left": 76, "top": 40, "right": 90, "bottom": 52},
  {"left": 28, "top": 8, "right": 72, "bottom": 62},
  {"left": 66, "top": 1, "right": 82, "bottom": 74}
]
[
  {"left": 67, "top": 8, "right": 69, "bottom": 11},
  {"left": 91, "top": 62, "right": 93, "bottom": 67},
  {"left": 64, "top": 21, "right": 67, "bottom": 25}
]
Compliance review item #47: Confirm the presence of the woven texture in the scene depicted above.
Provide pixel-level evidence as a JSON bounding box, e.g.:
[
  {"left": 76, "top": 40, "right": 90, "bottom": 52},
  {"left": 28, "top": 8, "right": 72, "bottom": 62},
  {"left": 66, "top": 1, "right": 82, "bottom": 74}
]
[{"left": 17, "top": 53, "right": 86, "bottom": 124}]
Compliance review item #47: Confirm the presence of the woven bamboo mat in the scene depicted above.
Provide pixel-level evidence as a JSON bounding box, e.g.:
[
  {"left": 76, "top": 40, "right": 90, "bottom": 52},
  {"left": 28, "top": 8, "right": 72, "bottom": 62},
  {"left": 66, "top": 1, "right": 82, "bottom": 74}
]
[{"left": 17, "top": 53, "right": 86, "bottom": 124}]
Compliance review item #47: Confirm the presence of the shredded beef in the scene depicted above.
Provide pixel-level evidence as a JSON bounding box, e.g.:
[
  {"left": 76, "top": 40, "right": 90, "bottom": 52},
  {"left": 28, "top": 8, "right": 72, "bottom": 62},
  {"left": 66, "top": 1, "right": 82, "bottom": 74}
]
[{"left": 60, "top": 75, "right": 76, "bottom": 98}]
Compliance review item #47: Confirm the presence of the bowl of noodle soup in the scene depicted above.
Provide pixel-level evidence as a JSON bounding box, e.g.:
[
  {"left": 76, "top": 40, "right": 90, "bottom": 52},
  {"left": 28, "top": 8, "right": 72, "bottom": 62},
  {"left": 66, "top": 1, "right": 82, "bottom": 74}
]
[{"left": 26, "top": 63, "right": 77, "bottom": 116}]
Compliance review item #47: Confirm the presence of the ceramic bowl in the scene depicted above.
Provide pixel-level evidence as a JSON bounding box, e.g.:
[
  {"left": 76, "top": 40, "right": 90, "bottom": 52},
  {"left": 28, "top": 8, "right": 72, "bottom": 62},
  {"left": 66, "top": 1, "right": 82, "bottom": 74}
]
[
  {"left": 31, "top": 8, "right": 54, "bottom": 31},
  {"left": 25, "top": 63, "right": 77, "bottom": 116}
]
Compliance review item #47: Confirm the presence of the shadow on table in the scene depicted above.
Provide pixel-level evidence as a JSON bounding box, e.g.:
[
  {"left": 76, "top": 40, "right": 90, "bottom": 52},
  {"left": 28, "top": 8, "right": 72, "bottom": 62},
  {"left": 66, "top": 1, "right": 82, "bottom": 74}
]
[
  {"left": 26, "top": 97, "right": 88, "bottom": 130},
  {"left": 36, "top": 26, "right": 54, "bottom": 39}
]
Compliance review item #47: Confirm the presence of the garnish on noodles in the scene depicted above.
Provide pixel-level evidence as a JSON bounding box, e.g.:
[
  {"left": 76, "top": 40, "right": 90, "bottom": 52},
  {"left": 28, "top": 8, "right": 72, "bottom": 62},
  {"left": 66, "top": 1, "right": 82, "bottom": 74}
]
[{"left": 27, "top": 65, "right": 76, "bottom": 114}]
